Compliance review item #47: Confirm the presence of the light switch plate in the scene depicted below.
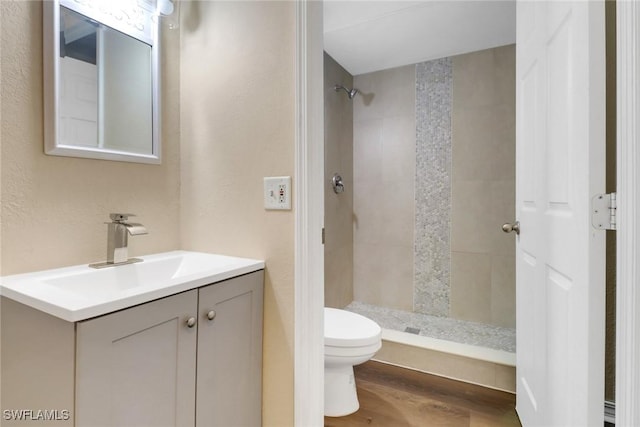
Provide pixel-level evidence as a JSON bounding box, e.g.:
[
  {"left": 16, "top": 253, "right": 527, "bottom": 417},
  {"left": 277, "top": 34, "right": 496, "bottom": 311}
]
[{"left": 264, "top": 176, "right": 291, "bottom": 210}]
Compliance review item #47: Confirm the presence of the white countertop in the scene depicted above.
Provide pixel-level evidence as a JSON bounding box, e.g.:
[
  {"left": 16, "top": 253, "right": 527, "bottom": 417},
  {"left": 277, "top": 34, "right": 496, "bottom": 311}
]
[{"left": 0, "top": 251, "right": 264, "bottom": 322}]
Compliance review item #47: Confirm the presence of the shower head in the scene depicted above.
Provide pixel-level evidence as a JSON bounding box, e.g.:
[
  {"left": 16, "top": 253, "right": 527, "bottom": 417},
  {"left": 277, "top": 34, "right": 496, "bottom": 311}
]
[{"left": 334, "top": 84, "right": 358, "bottom": 100}]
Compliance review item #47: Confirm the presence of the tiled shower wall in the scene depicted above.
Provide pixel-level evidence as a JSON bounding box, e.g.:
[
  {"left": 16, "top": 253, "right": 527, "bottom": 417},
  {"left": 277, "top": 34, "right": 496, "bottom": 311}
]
[
  {"left": 352, "top": 65, "right": 416, "bottom": 311},
  {"left": 352, "top": 45, "right": 516, "bottom": 329},
  {"left": 448, "top": 46, "right": 516, "bottom": 327},
  {"left": 414, "top": 58, "right": 453, "bottom": 317},
  {"left": 324, "top": 53, "right": 354, "bottom": 309}
]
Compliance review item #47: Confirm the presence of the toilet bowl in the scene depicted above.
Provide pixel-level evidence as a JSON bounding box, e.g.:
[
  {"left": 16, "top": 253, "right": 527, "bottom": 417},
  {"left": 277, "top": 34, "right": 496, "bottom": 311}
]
[{"left": 324, "top": 307, "right": 382, "bottom": 417}]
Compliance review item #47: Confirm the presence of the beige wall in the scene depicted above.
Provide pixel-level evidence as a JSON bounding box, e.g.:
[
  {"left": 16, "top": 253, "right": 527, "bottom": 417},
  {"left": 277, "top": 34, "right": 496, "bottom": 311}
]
[
  {"left": 0, "top": 1, "right": 181, "bottom": 418},
  {"left": 0, "top": 1, "right": 181, "bottom": 276},
  {"left": 0, "top": 2, "right": 3, "bottom": 413},
  {"left": 1, "top": 1, "right": 296, "bottom": 425},
  {"left": 179, "top": 2, "right": 295, "bottom": 425},
  {"left": 0, "top": 0, "right": 180, "bottom": 421},
  {"left": 0, "top": 1, "right": 179, "bottom": 275},
  {"left": 324, "top": 53, "right": 354, "bottom": 309},
  {"left": 352, "top": 65, "right": 416, "bottom": 311},
  {"left": 450, "top": 45, "right": 516, "bottom": 328}
]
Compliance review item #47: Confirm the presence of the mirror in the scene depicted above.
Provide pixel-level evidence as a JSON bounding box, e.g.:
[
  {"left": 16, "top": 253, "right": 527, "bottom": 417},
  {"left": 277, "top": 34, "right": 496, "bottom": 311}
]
[{"left": 44, "top": 0, "right": 161, "bottom": 164}]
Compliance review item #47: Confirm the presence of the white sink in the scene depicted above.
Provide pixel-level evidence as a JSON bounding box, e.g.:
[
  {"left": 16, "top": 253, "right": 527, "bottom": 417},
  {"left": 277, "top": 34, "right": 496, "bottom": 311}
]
[{"left": 0, "top": 251, "right": 264, "bottom": 322}]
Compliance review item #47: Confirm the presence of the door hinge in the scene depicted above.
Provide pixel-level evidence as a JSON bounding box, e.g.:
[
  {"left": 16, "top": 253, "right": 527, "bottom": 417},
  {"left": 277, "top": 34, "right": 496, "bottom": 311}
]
[
  {"left": 592, "top": 192, "right": 617, "bottom": 230},
  {"left": 322, "top": 227, "right": 325, "bottom": 245},
  {"left": 604, "top": 400, "right": 615, "bottom": 424}
]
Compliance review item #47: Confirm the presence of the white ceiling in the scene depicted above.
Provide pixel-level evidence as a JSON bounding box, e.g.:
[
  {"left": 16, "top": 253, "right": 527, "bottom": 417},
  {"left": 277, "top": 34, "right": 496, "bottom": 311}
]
[{"left": 324, "top": 1, "right": 516, "bottom": 76}]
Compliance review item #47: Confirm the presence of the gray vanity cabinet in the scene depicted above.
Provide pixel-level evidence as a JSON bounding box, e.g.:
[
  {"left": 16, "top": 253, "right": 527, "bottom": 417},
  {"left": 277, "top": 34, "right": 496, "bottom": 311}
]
[
  {"left": 73, "top": 271, "right": 264, "bottom": 427},
  {"left": 75, "top": 290, "right": 198, "bottom": 426},
  {"left": 196, "top": 272, "right": 264, "bottom": 426}
]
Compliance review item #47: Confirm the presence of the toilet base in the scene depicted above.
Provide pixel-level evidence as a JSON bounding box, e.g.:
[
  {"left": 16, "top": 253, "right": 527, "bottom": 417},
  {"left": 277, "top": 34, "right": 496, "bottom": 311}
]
[{"left": 324, "top": 364, "right": 359, "bottom": 417}]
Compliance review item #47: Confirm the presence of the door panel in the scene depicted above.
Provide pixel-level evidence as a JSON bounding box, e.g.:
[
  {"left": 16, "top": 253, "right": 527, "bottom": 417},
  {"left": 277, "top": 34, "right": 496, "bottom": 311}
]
[
  {"left": 516, "top": 1, "right": 606, "bottom": 426},
  {"left": 75, "top": 290, "right": 198, "bottom": 427},
  {"left": 196, "top": 272, "right": 264, "bottom": 427},
  {"left": 59, "top": 56, "right": 98, "bottom": 147}
]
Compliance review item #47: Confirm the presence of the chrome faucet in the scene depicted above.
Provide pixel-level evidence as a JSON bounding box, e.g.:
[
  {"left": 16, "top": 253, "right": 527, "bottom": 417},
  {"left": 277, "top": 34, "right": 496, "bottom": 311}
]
[{"left": 90, "top": 213, "right": 148, "bottom": 269}]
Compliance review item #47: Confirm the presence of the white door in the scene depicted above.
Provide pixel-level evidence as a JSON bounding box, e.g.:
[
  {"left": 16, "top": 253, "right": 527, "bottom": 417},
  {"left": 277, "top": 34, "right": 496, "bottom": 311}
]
[
  {"left": 59, "top": 56, "right": 98, "bottom": 147},
  {"left": 515, "top": 1, "right": 606, "bottom": 426}
]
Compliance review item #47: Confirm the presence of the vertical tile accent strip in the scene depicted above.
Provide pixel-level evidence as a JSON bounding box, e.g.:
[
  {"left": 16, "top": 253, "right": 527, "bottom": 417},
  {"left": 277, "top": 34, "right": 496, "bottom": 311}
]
[{"left": 414, "top": 58, "right": 452, "bottom": 316}]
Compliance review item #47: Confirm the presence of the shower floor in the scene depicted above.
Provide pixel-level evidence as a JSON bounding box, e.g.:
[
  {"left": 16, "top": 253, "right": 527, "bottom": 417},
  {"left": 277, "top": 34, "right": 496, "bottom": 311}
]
[{"left": 345, "top": 301, "right": 516, "bottom": 353}]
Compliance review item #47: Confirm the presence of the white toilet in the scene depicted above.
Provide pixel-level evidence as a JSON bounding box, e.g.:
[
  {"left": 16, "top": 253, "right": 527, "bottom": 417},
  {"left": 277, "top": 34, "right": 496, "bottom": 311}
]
[{"left": 324, "top": 307, "right": 382, "bottom": 417}]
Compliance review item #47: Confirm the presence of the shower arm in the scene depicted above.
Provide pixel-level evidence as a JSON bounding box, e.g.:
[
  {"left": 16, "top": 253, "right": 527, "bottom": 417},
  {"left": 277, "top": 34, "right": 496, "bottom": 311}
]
[{"left": 334, "top": 84, "right": 358, "bottom": 99}]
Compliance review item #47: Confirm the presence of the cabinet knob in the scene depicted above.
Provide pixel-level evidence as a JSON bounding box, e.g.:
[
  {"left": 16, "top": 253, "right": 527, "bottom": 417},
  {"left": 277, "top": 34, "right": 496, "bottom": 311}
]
[
  {"left": 206, "top": 310, "right": 216, "bottom": 321},
  {"left": 186, "top": 317, "right": 196, "bottom": 328}
]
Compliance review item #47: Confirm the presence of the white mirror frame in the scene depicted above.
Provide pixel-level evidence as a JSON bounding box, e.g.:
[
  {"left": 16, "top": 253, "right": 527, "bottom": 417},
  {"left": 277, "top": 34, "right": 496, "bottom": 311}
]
[{"left": 43, "top": 0, "right": 161, "bottom": 164}]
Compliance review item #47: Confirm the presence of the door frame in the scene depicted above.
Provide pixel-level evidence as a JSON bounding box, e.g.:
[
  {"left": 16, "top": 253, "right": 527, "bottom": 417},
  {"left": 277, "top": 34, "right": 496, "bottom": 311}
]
[
  {"left": 615, "top": 2, "right": 640, "bottom": 426},
  {"left": 293, "top": 1, "right": 325, "bottom": 426},
  {"left": 293, "top": 1, "right": 640, "bottom": 426}
]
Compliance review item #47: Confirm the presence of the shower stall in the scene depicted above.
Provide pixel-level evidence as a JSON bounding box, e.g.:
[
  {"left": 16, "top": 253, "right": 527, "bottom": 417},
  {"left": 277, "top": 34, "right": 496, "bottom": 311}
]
[{"left": 324, "top": 45, "right": 517, "bottom": 389}]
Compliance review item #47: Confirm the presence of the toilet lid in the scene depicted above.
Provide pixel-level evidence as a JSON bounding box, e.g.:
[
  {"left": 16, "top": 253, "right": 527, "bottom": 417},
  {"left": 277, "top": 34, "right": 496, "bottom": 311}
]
[{"left": 324, "top": 308, "right": 382, "bottom": 347}]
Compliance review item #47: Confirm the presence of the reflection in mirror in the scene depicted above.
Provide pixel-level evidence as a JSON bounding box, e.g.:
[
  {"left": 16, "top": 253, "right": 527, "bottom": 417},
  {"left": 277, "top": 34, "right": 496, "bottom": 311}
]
[
  {"left": 59, "top": 7, "right": 98, "bottom": 148},
  {"left": 44, "top": 0, "right": 160, "bottom": 164},
  {"left": 59, "top": 7, "right": 152, "bottom": 154}
]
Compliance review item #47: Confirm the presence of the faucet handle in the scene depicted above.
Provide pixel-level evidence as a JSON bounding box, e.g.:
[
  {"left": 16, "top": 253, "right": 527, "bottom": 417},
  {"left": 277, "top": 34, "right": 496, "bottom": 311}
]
[{"left": 109, "top": 213, "right": 136, "bottom": 222}]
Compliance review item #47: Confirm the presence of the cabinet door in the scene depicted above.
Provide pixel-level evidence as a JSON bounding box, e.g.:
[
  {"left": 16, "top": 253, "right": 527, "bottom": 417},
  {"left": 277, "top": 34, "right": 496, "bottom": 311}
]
[
  {"left": 196, "top": 271, "right": 264, "bottom": 427},
  {"left": 76, "top": 290, "right": 198, "bottom": 427}
]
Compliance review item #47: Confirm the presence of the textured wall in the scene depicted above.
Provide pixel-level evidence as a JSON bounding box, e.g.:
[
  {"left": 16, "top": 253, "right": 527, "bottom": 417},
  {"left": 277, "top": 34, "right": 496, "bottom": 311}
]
[
  {"left": 2, "top": 1, "right": 296, "bottom": 424},
  {"left": 0, "top": 1, "right": 181, "bottom": 275},
  {"left": 414, "top": 58, "right": 452, "bottom": 316},
  {"left": 1, "top": 2, "right": 180, "bottom": 421},
  {"left": 352, "top": 65, "right": 416, "bottom": 311},
  {"left": 324, "top": 53, "right": 354, "bottom": 309},
  {"left": 0, "top": 1, "right": 4, "bottom": 412},
  {"left": 179, "top": 2, "right": 295, "bottom": 425}
]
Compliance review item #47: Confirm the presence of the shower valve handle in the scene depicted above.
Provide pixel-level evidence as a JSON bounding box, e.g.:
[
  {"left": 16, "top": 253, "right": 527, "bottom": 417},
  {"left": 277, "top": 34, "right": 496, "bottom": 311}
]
[{"left": 332, "top": 174, "right": 345, "bottom": 194}]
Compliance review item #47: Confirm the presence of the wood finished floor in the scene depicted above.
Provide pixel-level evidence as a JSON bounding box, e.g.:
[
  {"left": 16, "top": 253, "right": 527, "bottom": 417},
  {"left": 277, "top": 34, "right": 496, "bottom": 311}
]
[{"left": 324, "top": 361, "right": 522, "bottom": 427}]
